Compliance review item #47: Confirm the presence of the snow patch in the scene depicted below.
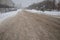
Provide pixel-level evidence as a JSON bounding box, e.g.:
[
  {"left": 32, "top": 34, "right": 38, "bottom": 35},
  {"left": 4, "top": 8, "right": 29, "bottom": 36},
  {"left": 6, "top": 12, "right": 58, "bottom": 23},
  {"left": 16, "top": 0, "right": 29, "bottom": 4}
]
[
  {"left": 0, "top": 9, "right": 60, "bottom": 22},
  {"left": 26, "top": 9, "right": 43, "bottom": 13},
  {"left": 44, "top": 11, "right": 60, "bottom": 15},
  {"left": 0, "top": 9, "right": 22, "bottom": 22},
  {"left": 26, "top": 9, "right": 60, "bottom": 15}
]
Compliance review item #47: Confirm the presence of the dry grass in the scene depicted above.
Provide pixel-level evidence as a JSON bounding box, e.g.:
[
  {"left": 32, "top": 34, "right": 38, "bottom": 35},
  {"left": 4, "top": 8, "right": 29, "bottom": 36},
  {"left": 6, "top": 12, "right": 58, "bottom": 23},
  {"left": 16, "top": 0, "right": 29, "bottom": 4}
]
[{"left": 0, "top": 11, "right": 60, "bottom": 40}]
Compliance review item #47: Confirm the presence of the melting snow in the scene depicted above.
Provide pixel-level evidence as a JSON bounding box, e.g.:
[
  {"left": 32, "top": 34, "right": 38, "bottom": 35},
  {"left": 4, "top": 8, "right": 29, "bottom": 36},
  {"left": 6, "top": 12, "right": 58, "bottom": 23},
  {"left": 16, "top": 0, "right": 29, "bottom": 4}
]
[
  {"left": 26, "top": 9, "right": 60, "bottom": 15},
  {"left": 0, "top": 9, "right": 60, "bottom": 22},
  {"left": 0, "top": 9, "right": 22, "bottom": 21}
]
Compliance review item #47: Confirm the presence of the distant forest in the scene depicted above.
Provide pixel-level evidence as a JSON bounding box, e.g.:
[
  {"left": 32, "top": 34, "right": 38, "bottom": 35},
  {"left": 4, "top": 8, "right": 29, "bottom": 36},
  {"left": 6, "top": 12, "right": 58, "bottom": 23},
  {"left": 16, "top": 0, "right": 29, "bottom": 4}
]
[
  {"left": 0, "top": 0, "right": 14, "bottom": 8},
  {"left": 27, "top": 0, "right": 60, "bottom": 11},
  {"left": 0, "top": 4, "right": 12, "bottom": 8}
]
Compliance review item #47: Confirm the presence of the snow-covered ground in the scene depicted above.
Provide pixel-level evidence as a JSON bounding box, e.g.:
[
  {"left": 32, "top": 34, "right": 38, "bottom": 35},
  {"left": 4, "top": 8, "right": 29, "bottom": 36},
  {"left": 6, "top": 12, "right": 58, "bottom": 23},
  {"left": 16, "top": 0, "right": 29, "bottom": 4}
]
[
  {"left": 26, "top": 9, "right": 60, "bottom": 15},
  {"left": 44, "top": 11, "right": 60, "bottom": 15},
  {"left": 0, "top": 9, "right": 22, "bottom": 21},
  {"left": 0, "top": 9, "right": 60, "bottom": 22}
]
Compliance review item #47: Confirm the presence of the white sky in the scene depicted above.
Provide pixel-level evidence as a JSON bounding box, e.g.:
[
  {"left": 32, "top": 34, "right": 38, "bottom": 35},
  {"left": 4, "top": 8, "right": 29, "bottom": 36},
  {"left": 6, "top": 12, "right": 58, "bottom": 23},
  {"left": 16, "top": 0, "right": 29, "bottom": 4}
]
[
  {"left": 12, "top": 0, "right": 60, "bottom": 7},
  {"left": 12, "top": 0, "right": 44, "bottom": 7}
]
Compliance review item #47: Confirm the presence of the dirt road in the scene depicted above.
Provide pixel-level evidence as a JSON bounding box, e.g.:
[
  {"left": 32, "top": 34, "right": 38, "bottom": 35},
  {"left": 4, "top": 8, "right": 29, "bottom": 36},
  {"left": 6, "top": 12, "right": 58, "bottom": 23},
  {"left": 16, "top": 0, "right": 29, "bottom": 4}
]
[{"left": 0, "top": 11, "right": 60, "bottom": 40}]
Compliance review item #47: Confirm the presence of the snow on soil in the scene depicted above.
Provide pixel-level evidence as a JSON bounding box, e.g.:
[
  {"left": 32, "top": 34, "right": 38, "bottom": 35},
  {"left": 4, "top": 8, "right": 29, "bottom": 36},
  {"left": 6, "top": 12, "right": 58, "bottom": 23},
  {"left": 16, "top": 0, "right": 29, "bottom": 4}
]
[
  {"left": 0, "top": 9, "right": 22, "bottom": 21},
  {"left": 44, "top": 11, "right": 60, "bottom": 15},
  {"left": 26, "top": 9, "right": 60, "bottom": 15},
  {"left": 0, "top": 9, "right": 60, "bottom": 22}
]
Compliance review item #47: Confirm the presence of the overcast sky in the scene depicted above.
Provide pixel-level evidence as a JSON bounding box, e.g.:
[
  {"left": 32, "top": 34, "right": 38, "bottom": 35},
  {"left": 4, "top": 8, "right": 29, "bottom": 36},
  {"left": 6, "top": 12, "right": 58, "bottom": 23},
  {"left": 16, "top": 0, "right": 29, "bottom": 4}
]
[{"left": 12, "top": 0, "right": 44, "bottom": 7}]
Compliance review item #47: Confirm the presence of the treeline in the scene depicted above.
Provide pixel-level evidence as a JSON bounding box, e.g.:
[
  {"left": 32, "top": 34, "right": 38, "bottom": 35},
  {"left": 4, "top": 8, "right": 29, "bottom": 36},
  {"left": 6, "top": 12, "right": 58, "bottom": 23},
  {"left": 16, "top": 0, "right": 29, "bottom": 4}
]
[
  {"left": 0, "top": 4, "right": 13, "bottom": 8},
  {"left": 27, "top": 0, "right": 60, "bottom": 11}
]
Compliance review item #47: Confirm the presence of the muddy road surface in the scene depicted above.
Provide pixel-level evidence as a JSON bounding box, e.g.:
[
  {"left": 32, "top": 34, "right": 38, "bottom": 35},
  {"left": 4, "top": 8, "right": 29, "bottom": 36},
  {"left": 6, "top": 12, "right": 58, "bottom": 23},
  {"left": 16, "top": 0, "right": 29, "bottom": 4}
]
[{"left": 0, "top": 11, "right": 60, "bottom": 40}]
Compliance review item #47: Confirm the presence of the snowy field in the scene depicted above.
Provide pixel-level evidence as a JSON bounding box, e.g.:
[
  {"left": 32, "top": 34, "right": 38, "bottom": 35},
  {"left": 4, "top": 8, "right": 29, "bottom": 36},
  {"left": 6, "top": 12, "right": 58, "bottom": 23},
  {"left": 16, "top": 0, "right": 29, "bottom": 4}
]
[
  {"left": 0, "top": 9, "right": 22, "bottom": 21},
  {"left": 26, "top": 9, "right": 60, "bottom": 15},
  {"left": 0, "top": 9, "right": 60, "bottom": 22}
]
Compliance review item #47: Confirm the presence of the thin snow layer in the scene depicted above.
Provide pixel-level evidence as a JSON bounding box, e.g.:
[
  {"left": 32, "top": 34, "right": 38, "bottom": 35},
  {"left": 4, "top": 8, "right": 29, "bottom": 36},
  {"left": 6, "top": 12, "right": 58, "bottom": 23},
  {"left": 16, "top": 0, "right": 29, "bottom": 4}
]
[
  {"left": 0, "top": 9, "right": 22, "bottom": 21},
  {"left": 0, "top": 9, "right": 60, "bottom": 22},
  {"left": 44, "top": 11, "right": 60, "bottom": 15},
  {"left": 26, "top": 9, "right": 60, "bottom": 15},
  {"left": 26, "top": 9, "right": 43, "bottom": 13}
]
